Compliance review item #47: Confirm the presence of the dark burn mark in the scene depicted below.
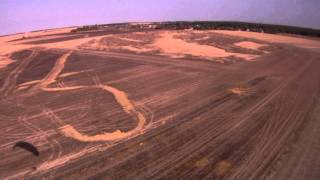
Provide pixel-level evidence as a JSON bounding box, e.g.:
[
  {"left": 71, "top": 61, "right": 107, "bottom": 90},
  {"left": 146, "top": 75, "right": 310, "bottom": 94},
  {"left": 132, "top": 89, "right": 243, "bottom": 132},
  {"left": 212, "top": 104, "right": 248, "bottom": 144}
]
[
  {"left": 13, "top": 141, "right": 40, "bottom": 156},
  {"left": 248, "top": 76, "right": 267, "bottom": 86}
]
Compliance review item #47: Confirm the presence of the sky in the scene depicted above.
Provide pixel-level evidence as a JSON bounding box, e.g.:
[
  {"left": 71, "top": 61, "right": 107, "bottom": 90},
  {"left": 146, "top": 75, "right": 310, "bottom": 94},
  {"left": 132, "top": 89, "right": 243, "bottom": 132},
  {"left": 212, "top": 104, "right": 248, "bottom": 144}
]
[{"left": 1, "top": 0, "right": 320, "bottom": 35}]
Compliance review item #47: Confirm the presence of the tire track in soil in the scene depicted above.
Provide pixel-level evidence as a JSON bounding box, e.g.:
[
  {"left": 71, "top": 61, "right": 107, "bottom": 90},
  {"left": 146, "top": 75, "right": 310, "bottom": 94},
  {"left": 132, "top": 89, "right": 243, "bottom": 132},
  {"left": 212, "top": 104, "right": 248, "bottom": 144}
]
[
  {"left": 7, "top": 51, "right": 153, "bottom": 176},
  {"left": 0, "top": 50, "right": 38, "bottom": 96}
]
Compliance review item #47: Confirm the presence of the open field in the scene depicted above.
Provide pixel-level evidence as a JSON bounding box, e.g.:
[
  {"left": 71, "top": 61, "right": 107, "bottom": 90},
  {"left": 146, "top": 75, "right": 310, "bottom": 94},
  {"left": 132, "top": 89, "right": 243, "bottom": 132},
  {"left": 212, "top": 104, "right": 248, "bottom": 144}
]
[{"left": 0, "top": 28, "right": 320, "bottom": 179}]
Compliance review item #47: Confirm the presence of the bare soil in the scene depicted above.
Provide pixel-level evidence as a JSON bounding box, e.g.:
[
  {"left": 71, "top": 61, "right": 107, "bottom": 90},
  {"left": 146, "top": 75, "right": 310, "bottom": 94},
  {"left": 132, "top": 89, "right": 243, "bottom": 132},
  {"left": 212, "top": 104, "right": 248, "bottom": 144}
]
[{"left": 0, "top": 29, "right": 320, "bottom": 179}]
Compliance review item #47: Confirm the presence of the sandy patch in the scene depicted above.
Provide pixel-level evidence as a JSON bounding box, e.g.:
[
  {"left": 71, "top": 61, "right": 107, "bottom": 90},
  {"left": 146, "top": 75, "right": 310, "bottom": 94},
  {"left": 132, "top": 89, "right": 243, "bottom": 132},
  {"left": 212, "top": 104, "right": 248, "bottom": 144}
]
[
  {"left": 0, "top": 35, "right": 109, "bottom": 56},
  {"left": 215, "top": 160, "right": 232, "bottom": 177},
  {"left": 153, "top": 32, "right": 227, "bottom": 58},
  {"left": 80, "top": 31, "right": 262, "bottom": 61},
  {"left": 214, "top": 30, "right": 320, "bottom": 49},
  {"left": 0, "top": 27, "right": 74, "bottom": 45},
  {"left": 195, "top": 157, "right": 210, "bottom": 167},
  {"left": 81, "top": 31, "right": 260, "bottom": 61},
  {"left": 235, "top": 41, "right": 267, "bottom": 50},
  {"left": 229, "top": 87, "right": 252, "bottom": 95},
  {"left": 153, "top": 31, "right": 257, "bottom": 61},
  {"left": 0, "top": 28, "right": 106, "bottom": 57}
]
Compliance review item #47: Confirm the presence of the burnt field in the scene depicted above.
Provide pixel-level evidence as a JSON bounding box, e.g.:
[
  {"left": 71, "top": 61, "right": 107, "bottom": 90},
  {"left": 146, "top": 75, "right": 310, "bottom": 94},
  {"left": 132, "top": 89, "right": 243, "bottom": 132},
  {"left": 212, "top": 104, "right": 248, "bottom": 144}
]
[{"left": 0, "top": 29, "right": 320, "bottom": 179}]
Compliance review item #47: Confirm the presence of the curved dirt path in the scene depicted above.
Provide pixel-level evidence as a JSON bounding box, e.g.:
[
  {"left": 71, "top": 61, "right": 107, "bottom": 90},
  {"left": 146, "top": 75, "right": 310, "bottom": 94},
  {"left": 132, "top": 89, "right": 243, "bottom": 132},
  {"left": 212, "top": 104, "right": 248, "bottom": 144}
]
[
  {"left": 30, "top": 51, "right": 148, "bottom": 142},
  {"left": 58, "top": 83, "right": 147, "bottom": 142}
]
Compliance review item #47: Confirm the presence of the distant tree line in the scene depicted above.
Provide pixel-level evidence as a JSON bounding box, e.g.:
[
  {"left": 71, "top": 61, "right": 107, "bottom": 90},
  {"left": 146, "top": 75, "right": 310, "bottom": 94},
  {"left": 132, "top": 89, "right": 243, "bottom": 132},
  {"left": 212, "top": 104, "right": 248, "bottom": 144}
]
[
  {"left": 70, "top": 23, "right": 131, "bottom": 32},
  {"left": 71, "top": 21, "right": 320, "bottom": 37},
  {"left": 155, "top": 21, "right": 320, "bottom": 37},
  {"left": 71, "top": 25, "right": 101, "bottom": 32}
]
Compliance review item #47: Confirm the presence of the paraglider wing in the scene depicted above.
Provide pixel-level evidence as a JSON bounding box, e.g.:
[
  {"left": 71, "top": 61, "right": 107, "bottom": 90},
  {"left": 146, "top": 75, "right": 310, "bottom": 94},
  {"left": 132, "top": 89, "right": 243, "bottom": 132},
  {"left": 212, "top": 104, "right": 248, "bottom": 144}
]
[{"left": 13, "top": 141, "right": 39, "bottom": 156}]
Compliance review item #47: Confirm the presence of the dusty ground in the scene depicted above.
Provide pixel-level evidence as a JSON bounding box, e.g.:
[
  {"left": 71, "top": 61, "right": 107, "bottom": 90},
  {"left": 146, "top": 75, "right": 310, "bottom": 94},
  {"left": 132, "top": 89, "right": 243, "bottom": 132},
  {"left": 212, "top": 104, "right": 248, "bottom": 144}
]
[{"left": 0, "top": 28, "right": 320, "bottom": 179}]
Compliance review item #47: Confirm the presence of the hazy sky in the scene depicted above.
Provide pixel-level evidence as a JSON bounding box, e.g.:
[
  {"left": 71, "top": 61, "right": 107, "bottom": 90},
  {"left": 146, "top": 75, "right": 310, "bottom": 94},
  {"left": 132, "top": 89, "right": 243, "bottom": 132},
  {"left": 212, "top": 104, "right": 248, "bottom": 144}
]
[{"left": 1, "top": 0, "right": 320, "bottom": 35}]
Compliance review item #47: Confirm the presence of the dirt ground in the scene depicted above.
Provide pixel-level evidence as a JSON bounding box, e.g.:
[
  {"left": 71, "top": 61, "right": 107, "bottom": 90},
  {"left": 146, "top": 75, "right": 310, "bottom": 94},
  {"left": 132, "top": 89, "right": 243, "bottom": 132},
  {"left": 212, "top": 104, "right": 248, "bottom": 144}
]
[{"left": 0, "top": 28, "right": 320, "bottom": 179}]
